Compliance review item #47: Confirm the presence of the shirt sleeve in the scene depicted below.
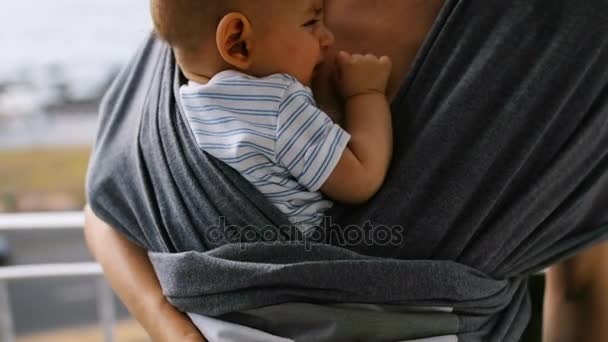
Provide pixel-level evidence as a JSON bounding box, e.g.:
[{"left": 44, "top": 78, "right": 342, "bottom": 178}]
[{"left": 275, "top": 81, "right": 351, "bottom": 192}]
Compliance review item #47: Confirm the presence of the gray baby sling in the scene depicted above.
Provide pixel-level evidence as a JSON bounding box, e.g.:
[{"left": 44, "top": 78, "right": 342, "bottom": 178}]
[{"left": 87, "top": 0, "right": 608, "bottom": 340}]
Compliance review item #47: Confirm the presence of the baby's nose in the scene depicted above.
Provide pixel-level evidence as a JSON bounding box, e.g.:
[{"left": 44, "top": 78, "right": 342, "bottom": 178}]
[{"left": 319, "top": 26, "right": 335, "bottom": 48}]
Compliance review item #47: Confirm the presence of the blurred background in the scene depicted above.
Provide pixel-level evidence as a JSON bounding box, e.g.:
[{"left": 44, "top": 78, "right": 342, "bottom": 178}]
[
  {"left": 0, "top": 1, "right": 548, "bottom": 342},
  {"left": 0, "top": 1, "right": 152, "bottom": 340}
]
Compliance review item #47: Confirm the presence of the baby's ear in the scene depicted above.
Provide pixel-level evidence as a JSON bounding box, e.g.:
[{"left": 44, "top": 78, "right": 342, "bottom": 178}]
[{"left": 216, "top": 12, "right": 253, "bottom": 70}]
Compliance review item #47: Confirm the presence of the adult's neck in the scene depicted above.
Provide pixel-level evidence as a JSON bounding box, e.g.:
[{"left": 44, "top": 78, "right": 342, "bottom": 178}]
[{"left": 312, "top": 0, "right": 446, "bottom": 122}]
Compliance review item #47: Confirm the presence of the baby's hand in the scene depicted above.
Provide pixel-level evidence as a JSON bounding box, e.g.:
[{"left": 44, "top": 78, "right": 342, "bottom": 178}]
[{"left": 334, "top": 51, "right": 392, "bottom": 99}]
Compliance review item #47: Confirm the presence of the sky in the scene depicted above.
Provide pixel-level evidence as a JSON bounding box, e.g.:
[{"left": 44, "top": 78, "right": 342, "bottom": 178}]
[{"left": 0, "top": 0, "right": 152, "bottom": 82}]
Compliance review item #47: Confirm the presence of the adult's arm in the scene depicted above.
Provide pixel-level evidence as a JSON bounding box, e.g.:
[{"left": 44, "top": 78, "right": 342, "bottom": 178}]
[
  {"left": 83, "top": 205, "right": 206, "bottom": 342},
  {"left": 543, "top": 241, "right": 608, "bottom": 342}
]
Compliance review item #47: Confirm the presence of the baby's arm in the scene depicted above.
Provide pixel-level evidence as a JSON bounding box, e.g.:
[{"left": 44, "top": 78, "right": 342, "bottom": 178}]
[{"left": 319, "top": 51, "right": 393, "bottom": 204}]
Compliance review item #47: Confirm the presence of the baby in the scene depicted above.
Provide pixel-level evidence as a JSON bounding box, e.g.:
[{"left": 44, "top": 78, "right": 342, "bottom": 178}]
[{"left": 151, "top": 0, "right": 393, "bottom": 232}]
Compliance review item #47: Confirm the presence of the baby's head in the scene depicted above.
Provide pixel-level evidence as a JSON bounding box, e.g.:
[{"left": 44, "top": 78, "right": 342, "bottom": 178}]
[{"left": 151, "top": 0, "right": 335, "bottom": 86}]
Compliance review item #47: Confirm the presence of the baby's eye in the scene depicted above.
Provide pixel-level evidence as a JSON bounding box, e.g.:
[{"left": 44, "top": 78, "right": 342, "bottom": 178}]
[{"left": 303, "top": 19, "right": 319, "bottom": 27}]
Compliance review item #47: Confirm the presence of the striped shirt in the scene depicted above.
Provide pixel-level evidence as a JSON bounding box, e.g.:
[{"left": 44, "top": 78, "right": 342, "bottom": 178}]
[{"left": 180, "top": 70, "right": 351, "bottom": 231}]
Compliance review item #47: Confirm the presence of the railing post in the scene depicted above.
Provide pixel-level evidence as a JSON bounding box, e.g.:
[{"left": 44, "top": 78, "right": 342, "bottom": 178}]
[
  {"left": 97, "top": 276, "right": 115, "bottom": 342},
  {"left": 0, "top": 280, "right": 15, "bottom": 342}
]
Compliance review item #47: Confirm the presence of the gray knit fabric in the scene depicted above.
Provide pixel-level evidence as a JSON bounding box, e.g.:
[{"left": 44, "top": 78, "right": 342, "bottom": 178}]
[{"left": 87, "top": 0, "right": 608, "bottom": 341}]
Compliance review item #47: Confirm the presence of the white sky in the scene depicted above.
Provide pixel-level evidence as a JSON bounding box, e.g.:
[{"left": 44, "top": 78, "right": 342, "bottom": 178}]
[{"left": 0, "top": 0, "right": 152, "bottom": 80}]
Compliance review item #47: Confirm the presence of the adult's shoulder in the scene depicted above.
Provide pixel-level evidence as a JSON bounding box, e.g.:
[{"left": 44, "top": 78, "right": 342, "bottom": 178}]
[
  {"left": 88, "top": 34, "right": 170, "bottom": 180},
  {"left": 85, "top": 34, "right": 175, "bottom": 242},
  {"left": 96, "top": 34, "right": 172, "bottom": 139}
]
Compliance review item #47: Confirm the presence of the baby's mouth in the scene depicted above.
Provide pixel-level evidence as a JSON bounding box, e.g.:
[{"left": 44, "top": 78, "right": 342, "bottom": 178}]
[
  {"left": 312, "top": 64, "right": 322, "bottom": 77},
  {"left": 314, "top": 58, "right": 327, "bottom": 72}
]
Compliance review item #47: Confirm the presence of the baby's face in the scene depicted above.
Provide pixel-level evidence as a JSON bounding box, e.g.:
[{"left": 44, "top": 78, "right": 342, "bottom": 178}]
[{"left": 249, "top": 0, "right": 334, "bottom": 86}]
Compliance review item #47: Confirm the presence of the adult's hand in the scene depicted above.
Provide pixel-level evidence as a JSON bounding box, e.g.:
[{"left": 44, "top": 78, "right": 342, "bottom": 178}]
[
  {"left": 544, "top": 240, "right": 608, "bottom": 342},
  {"left": 83, "top": 205, "right": 206, "bottom": 342}
]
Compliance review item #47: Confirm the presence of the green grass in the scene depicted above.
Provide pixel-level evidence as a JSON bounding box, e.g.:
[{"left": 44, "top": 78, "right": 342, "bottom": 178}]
[{"left": 0, "top": 147, "right": 91, "bottom": 211}]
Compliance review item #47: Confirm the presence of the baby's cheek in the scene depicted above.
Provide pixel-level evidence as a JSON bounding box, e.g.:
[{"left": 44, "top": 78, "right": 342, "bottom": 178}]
[
  {"left": 290, "top": 44, "right": 314, "bottom": 71},
  {"left": 282, "top": 34, "right": 304, "bottom": 55},
  {"left": 284, "top": 41, "right": 298, "bottom": 55}
]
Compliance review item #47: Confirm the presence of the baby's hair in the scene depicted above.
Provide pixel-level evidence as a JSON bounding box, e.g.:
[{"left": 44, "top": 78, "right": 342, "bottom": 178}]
[
  {"left": 150, "top": 0, "right": 272, "bottom": 53},
  {"left": 150, "top": 0, "right": 227, "bottom": 52}
]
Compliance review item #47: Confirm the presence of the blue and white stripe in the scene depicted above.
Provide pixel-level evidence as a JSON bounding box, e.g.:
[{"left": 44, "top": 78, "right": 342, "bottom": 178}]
[{"left": 180, "top": 70, "right": 350, "bottom": 231}]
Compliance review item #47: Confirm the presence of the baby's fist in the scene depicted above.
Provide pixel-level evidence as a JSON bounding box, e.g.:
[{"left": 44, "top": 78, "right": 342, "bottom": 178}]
[{"left": 334, "top": 51, "right": 392, "bottom": 98}]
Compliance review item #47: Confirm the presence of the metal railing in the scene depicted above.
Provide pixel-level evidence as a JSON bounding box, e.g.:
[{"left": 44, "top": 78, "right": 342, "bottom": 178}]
[{"left": 0, "top": 211, "right": 115, "bottom": 342}]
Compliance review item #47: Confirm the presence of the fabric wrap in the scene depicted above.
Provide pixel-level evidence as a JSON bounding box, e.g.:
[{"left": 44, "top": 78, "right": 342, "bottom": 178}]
[{"left": 87, "top": 0, "right": 608, "bottom": 341}]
